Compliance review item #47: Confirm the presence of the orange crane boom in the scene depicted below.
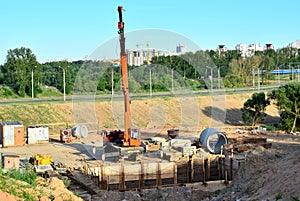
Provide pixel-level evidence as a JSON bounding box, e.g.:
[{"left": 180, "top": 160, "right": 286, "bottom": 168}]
[{"left": 117, "top": 6, "right": 140, "bottom": 147}]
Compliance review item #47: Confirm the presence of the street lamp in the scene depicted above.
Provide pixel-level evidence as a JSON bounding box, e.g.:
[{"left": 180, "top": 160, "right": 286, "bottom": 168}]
[
  {"left": 149, "top": 67, "right": 152, "bottom": 97},
  {"left": 252, "top": 66, "right": 255, "bottom": 88},
  {"left": 257, "top": 67, "right": 260, "bottom": 91},
  {"left": 210, "top": 67, "right": 213, "bottom": 90},
  {"left": 217, "top": 66, "right": 224, "bottom": 89},
  {"left": 171, "top": 68, "right": 174, "bottom": 92},
  {"left": 277, "top": 65, "right": 281, "bottom": 84},
  {"left": 58, "top": 66, "right": 66, "bottom": 101},
  {"left": 111, "top": 66, "right": 114, "bottom": 95},
  {"left": 289, "top": 62, "right": 300, "bottom": 82},
  {"left": 206, "top": 66, "right": 213, "bottom": 90},
  {"left": 31, "top": 67, "right": 34, "bottom": 99}
]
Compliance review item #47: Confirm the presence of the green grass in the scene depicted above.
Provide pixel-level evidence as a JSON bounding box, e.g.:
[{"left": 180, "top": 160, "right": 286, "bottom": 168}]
[
  {"left": 0, "top": 161, "right": 47, "bottom": 200},
  {"left": 37, "top": 86, "right": 63, "bottom": 97},
  {"left": 275, "top": 192, "right": 283, "bottom": 200},
  {"left": 291, "top": 196, "right": 299, "bottom": 201},
  {"left": 3, "top": 163, "right": 37, "bottom": 187}
]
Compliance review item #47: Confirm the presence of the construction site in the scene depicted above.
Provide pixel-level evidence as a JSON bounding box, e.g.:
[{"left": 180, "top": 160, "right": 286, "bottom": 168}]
[
  {"left": 1, "top": 123, "right": 300, "bottom": 200},
  {"left": 0, "top": 5, "right": 300, "bottom": 201}
]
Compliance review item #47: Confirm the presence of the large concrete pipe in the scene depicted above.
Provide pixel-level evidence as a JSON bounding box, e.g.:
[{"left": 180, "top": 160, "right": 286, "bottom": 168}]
[
  {"left": 199, "top": 128, "right": 228, "bottom": 154},
  {"left": 72, "top": 125, "right": 88, "bottom": 138}
]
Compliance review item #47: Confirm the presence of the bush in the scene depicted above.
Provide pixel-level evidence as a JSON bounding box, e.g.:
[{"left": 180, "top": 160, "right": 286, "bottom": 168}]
[
  {"left": 223, "top": 74, "right": 243, "bottom": 88},
  {"left": 0, "top": 85, "right": 16, "bottom": 98},
  {"left": 4, "top": 163, "right": 37, "bottom": 187},
  {"left": 62, "top": 177, "right": 71, "bottom": 188},
  {"left": 275, "top": 192, "right": 283, "bottom": 200},
  {"left": 264, "top": 125, "right": 277, "bottom": 131}
]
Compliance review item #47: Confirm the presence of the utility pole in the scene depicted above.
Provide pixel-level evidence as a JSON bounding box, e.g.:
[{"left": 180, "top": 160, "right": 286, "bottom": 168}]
[
  {"left": 171, "top": 68, "right": 174, "bottom": 92},
  {"left": 252, "top": 66, "right": 255, "bottom": 88},
  {"left": 297, "top": 64, "right": 300, "bottom": 82},
  {"left": 63, "top": 68, "right": 66, "bottom": 101},
  {"left": 111, "top": 67, "right": 114, "bottom": 95},
  {"left": 149, "top": 67, "right": 152, "bottom": 97},
  {"left": 58, "top": 66, "right": 66, "bottom": 101},
  {"left": 277, "top": 66, "right": 280, "bottom": 84},
  {"left": 31, "top": 68, "right": 34, "bottom": 99},
  {"left": 217, "top": 67, "right": 222, "bottom": 89},
  {"left": 147, "top": 42, "right": 152, "bottom": 97},
  {"left": 210, "top": 67, "right": 213, "bottom": 90},
  {"left": 257, "top": 67, "right": 260, "bottom": 91}
]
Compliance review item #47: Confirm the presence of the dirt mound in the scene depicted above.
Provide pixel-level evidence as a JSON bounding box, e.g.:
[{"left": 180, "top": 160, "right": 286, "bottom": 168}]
[
  {"left": 0, "top": 175, "right": 82, "bottom": 201},
  {"left": 44, "top": 177, "right": 82, "bottom": 201},
  {"left": 215, "top": 135, "right": 300, "bottom": 200},
  {"left": 0, "top": 190, "right": 20, "bottom": 201}
]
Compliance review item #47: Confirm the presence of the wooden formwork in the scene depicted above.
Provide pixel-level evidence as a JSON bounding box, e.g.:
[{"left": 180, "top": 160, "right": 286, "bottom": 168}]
[{"left": 83, "top": 156, "right": 235, "bottom": 191}]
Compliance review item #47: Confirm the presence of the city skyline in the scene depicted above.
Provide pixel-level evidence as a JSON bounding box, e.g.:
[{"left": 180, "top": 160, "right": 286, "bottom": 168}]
[{"left": 1, "top": 0, "right": 300, "bottom": 64}]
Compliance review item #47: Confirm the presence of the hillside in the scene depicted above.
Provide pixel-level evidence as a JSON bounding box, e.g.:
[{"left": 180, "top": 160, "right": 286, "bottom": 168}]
[
  {"left": 0, "top": 93, "right": 280, "bottom": 138},
  {"left": 1, "top": 93, "right": 299, "bottom": 201}
]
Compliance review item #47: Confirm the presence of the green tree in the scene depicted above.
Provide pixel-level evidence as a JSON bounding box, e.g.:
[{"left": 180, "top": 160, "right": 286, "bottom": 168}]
[
  {"left": 269, "top": 83, "right": 300, "bottom": 133},
  {"left": 223, "top": 74, "right": 243, "bottom": 88},
  {"left": 2, "top": 47, "right": 40, "bottom": 96},
  {"left": 241, "top": 92, "right": 270, "bottom": 127}
]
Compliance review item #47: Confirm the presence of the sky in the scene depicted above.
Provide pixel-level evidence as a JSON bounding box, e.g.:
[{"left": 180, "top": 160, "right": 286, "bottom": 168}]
[{"left": 1, "top": 0, "right": 300, "bottom": 64}]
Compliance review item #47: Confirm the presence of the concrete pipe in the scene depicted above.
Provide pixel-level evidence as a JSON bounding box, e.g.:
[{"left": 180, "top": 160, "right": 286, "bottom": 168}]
[
  {"left": 72, "top": 125, "right": 88, "bottom": 138},
  {"left": 199, "top": 128, "right": 228, "bottom": 154}
]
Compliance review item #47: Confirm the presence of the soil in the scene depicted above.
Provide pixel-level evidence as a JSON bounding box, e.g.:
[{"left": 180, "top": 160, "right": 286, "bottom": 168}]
[
  {"left": 0, "top": 190, "right": 19, "bottom": 201},
  {"left": 1, "top": 93, "right": 299, "bottom": 200},
  {"left": 2, "top": 131, "right": 299, "bottom": 201},
  {"left": 0, "top": 93, "right": 280, "bottom": 138},
  {"left": 218, "top": 132, "right": 300, "bottom": 201}
]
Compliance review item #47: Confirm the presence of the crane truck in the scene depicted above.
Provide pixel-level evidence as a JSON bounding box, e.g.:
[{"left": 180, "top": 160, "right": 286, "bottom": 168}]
[{"left": 105, "top": 6, "right": 141, "bottom": 147}]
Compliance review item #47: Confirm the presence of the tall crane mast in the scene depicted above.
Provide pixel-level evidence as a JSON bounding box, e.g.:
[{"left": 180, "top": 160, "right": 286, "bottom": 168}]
[{"left": 117, "top": 6, "right": 140, "bottom": 147}]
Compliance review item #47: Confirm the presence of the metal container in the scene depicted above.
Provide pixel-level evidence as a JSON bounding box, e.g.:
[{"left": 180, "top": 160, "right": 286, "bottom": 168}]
[
  {"left": 0, "top": 122, "right": 25, "bottom": 147},
  {"left": 27, "top": 126, "right": 49, "bottom": 144}
]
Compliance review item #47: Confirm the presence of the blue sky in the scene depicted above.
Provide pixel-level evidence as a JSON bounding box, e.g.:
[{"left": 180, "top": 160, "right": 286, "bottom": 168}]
[{"left": 1, "top": 0, "right": 299, "bottom": 64}]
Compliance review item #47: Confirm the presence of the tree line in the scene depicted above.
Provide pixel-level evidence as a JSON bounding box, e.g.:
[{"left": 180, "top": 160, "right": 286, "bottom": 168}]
[
  {"left": 1, "top": 46, "right": 300, "bottom": 97},
  {"left": 241, "top": 82, "right": 300, "bottom": 133},
  {"left": 1, "top": 47, "right": 299, "bottom": 132}
]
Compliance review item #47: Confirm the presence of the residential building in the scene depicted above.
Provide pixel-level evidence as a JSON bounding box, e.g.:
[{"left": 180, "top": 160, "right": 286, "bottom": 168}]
[
  {"left": 126, "top": 48, "right": 170, "bottom": 66},
  {"left": 176, "top": 44, "right": 186, "bottom": 54},
  {"left": 297, "top": 40, "right": 300, "bottom": 49},
  {"left": 216, "top": 45, "right": 227, "bottom": 56},
  {"left": 264, "top": 44, "right": 275, "bottom": 50},
  {"left": 235, "top": 43, "right": 264, "bottom": 57},
  {"left": 286, "top": 40, "right": 300, "bottom": 49}
]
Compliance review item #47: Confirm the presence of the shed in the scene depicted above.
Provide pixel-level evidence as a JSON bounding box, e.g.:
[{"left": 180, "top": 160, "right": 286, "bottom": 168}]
[
  {"left": 27, "top": 126, "right": 49, "bottom": 144},
  {"left": 1, "top": 153, "right": 20, "bottom": 170},
  {"left": 0, "top": 122, "right": 25, "bottom": 147}
]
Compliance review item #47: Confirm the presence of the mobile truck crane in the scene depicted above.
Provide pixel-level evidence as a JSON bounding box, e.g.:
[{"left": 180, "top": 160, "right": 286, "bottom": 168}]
[{"left": 105, "top": 6, "right": 141, "bottom": 147}]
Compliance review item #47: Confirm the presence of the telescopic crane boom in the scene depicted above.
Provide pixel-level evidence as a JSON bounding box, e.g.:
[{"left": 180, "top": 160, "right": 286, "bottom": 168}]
[{"left": 117, "top": 6, "right": 140, "bottom": 147}]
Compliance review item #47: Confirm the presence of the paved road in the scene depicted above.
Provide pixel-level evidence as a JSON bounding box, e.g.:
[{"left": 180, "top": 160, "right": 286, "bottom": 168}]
[{"left": 0, "top": 85, "right": 281, "bottom": 105}]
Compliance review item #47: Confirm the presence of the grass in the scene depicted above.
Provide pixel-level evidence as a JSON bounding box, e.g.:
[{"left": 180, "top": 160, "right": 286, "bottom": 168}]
[
  {"left": 4, "top": 167, "right": 38, "bottom": 187},
  {"left": 291, "top": 196, "right": 300, "bottom": 201},
  {"left": 22, "top": 191, "right": 36, "bottom": 201},
  {"left": 37, "top": 86, "right": 63, "bottom": 98},
  {"left": 275, "top": 192, "right": 283, "bottom": 200},
  {"left": 0, "top": 160, "right": 40, "bottom": 200}
]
